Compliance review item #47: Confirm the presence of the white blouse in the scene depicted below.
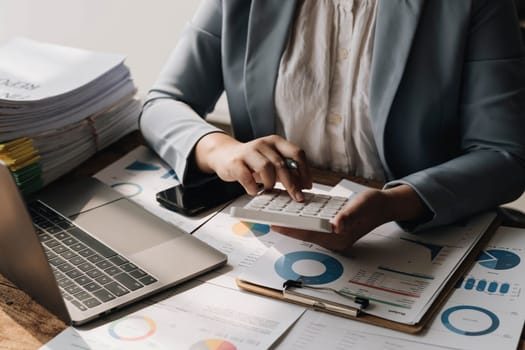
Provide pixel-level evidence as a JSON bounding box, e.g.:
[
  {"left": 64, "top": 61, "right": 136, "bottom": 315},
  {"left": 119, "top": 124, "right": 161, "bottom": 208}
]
[{"left": 274, "top": 0, "right": 384, "bottom": 181}]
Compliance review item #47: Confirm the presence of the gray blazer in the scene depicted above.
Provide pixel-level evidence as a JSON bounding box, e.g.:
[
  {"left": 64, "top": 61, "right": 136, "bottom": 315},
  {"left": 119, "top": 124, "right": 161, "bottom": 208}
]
[{"left": 140, "top": 0, "right": 525, "bottom": 230}]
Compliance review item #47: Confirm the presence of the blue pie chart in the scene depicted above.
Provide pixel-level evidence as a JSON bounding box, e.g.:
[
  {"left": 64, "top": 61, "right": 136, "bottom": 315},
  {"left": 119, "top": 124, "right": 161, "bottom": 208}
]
[
  {"left": 477, "top": 249, "right": 520, "bottom": 270},
  {"left": 441, "top": 305, "right": 499, "bottom": 336},
  {"left": 274, "top": 251, "right": 344, "bottom": 285}
]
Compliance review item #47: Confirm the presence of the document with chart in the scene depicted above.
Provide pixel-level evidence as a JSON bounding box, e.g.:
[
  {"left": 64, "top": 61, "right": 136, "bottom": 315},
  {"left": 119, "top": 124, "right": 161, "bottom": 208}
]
[
  {"left": 191, "top": 183, "right": 332, "bottom": 290},
  {"left": 238, "top": 211, "right": 496, "bottom": 326},
  {"left": 40, "top": 282, "right": 305, "bottom": 350},
  {"left": 275, "top": 226, "right": 525, "bottom": 350},
  {"left": 94, "top": 145, "right": 215, "bottom": 234}
]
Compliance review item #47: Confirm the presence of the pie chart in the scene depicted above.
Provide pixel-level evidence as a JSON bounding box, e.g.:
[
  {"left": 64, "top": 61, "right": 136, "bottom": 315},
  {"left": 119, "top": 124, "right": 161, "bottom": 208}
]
[
  {"left": 111, "top": 182, "right": 142, "bottom": 197},
  {"left": 189, "top": 339, "right": 237, "bottom": 350},
  {"left": 232, "top": 221, "right": 270, "bottom": 237},
  {"left": 477, "top": 249, "right": 520, "bottom": 270},
  {"left": 441, "top": 305, "right": 499, "bottom": 336},
  {"left": 108, "top": 316, "right": 156, "bottom": 341},
  {"left": 274, "top": 251, "right": 344, "bottom": 285}
]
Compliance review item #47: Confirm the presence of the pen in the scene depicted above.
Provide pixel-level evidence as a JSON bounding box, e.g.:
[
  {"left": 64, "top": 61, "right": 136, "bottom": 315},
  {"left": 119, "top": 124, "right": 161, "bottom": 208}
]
[
  {"left": 284, "top": 158, "right": 298, "bottom": 170},
  {"left": 282, "top": 279, "right": 370, "bottom": 317},
  {"left": 255, "top": 158, "right": 299, "bottom": 195}
]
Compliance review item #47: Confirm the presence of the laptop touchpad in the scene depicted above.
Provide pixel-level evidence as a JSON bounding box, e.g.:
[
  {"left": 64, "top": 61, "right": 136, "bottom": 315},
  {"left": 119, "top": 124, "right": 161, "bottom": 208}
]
[{"left": 71, "top": 198, "right": 184, "bottom": 255}]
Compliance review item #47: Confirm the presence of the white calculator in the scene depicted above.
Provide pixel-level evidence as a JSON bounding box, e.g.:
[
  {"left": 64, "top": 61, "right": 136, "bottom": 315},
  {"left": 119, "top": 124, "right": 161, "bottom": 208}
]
[{"left": 230, "top": 189, "right": 350, "bottom": 232}]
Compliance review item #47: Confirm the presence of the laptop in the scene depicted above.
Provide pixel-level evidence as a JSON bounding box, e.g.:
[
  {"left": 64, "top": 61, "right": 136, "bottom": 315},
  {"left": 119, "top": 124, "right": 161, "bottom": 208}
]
[{"left": 0, "top": 161, "right": 226, "bottom": 325}]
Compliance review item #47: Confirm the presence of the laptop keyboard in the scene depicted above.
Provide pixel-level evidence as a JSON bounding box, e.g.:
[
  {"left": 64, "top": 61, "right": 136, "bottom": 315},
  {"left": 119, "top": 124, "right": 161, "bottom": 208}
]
[{"left": 28, "top": 200, "right": 158, "bottom": 312}]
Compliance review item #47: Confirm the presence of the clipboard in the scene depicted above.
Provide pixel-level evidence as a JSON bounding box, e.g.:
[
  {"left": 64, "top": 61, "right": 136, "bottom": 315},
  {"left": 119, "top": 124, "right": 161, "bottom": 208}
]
[{"left": 237, "top": 215, "right": 500, "bottom": 334}]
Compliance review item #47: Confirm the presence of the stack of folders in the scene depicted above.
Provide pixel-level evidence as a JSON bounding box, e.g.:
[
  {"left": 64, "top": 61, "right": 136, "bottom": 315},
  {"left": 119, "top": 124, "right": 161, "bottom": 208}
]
[{"left": 0, "top": 37, "right": 141, "bottom": 194}]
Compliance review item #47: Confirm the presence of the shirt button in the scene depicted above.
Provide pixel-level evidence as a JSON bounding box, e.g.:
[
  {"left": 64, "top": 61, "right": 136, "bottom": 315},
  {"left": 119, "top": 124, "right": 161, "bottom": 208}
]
[
  {"left": 339, "top": 48, "right": 349, "bottom": 60},
  {"left": 328, "top": 114, "right": 343, "bottom": 125}
]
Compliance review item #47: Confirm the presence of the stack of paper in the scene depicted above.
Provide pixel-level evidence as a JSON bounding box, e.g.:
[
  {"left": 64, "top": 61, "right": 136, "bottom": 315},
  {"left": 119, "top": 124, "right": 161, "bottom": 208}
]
[{"left": 0, "top": 38, "right": 140, "bottom": 193}]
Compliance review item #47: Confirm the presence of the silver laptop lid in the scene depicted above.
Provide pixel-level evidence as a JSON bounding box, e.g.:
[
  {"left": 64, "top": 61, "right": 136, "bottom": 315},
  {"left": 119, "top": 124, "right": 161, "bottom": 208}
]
[{"left": 0, "top": 161, "right": 71, "bottom": 323}]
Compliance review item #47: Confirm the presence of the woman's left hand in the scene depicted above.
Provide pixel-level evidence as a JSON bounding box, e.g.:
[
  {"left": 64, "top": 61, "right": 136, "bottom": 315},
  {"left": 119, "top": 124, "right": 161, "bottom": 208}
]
[{"left": 272, "top": 185, "right": 431, "bottom": 255}]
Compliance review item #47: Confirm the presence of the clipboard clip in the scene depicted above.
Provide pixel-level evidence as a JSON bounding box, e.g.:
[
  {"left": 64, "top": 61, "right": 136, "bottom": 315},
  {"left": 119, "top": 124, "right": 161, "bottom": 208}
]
[{"left": 282, "top": 279, "right": 370, "bottom": 316}]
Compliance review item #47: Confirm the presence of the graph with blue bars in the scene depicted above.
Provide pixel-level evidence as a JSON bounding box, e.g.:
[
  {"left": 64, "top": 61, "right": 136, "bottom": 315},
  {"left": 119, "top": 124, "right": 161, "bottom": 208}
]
[{"left": 455, "top": 277, "right": 511, "bottom": 295}]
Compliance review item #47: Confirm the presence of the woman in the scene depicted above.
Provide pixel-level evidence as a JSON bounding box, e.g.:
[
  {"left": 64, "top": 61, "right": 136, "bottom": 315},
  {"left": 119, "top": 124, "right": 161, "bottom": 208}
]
[{"left": 140, "top": 0, "right": 525, "bottom": 253}]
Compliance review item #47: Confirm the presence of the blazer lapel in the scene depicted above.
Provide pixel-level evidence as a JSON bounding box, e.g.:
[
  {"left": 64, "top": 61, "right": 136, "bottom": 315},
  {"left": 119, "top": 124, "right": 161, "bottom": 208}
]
[
  {"left": 370, "top": 0, "right": 425, "bottom": 173},
  {"left": 244, "top": 0, "right": 297, "bottom": 138}
]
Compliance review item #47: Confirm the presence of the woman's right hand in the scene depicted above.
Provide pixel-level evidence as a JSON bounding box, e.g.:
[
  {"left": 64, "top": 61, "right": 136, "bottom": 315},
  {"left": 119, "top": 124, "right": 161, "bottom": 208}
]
[{"left": 194, "top": 132, "right": 312, "bottom": 201}]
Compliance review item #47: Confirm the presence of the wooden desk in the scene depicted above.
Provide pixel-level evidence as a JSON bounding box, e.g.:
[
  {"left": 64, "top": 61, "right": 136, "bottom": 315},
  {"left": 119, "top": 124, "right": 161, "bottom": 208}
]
[{"left": 1, "top": 130, "right": 524, "bottom": 349}]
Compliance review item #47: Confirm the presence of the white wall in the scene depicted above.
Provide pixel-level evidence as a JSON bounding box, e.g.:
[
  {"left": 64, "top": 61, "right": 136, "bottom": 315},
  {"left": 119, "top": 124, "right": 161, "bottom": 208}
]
[{"left": 0, "top": 0, "right": 202, "bottom": 95}]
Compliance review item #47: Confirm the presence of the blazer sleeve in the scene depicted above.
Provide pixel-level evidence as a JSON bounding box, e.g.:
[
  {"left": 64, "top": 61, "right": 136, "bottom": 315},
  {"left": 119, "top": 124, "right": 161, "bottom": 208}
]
[
  {"left": 139, "top": 0, "right": 225, "bottom": 184},
  {"left": 386, "top": 0, "right": 525, "bottom": 231}
]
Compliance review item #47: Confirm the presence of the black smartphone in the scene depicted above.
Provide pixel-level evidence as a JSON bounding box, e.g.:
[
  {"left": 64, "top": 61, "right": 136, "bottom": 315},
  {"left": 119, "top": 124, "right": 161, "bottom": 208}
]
[{"left": 156, "top": 177, "right": 246, "bottom": 216}]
